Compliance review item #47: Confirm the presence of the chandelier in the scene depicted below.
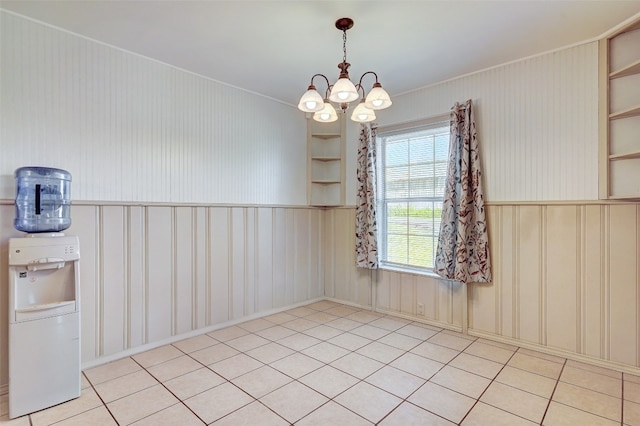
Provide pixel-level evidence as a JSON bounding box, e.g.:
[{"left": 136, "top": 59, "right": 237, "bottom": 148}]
[{"left": 297, "top": 17, "right": 392, "bottom": 123}]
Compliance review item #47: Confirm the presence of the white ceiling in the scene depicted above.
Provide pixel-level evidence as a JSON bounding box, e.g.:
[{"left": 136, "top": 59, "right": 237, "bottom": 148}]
[{"left": 2, "top": 1, "right": 640, "bottom": 106}]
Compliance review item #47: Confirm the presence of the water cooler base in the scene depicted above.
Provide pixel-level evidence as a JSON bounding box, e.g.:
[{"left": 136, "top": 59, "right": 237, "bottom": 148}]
[{"left": 9, "top": 312, "right": 81, "bottom": 418}]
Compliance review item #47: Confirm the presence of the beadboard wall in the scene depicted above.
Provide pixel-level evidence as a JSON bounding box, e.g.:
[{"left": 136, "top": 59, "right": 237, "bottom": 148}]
[
  {"left": 377, "top": 41, "right": 600, "bottom": 202},
  {"left": 0, "top": 11, "right": 306, "bottom": 205},
  {"left": 0, "top": 11, "right": 605, "bottom": 206}
]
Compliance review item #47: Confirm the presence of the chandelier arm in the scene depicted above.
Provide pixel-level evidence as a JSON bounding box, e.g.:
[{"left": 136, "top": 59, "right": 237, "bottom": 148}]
[
  {"left": 309, "top": 73, "right": 331, "bottom": 88},
  {"left": 356, "top": 71, "right": 380, "bottom": 89}
]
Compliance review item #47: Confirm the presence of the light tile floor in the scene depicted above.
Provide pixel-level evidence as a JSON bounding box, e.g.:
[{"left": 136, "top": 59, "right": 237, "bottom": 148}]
[{"left": 1, "top": 300, "right": 639, "bottom": 425}]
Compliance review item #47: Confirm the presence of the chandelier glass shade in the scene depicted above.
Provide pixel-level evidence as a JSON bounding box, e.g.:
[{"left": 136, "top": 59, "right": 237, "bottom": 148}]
[
  {"left": 313, "top": 100, "right": 339, "bottom": 122},
  {"left": 298, "top": 18, "right": 392, "bottom": 123},
  {"left": 351, "top": 99, "right": 376, "bottom": 123},
  {"left": 298, "top": 86, "right": 324, "bottom": 112},
  {"left": 329, "top": 77, "right": 359, "bottom": 104}
]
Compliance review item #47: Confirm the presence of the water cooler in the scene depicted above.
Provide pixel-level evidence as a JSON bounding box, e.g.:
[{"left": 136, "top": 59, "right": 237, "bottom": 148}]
[{"left": 8, "top": 167, "right": 81, "bottom": 419}]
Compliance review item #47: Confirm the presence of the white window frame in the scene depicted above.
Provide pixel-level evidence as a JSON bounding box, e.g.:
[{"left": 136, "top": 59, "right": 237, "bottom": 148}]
[{"left": 377, "top": 115, "right": 450, "bottom": 275}]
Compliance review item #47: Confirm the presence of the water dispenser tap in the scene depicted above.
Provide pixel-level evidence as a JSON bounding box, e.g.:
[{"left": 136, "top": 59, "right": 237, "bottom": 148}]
[{"left": 27, "top": 257, "right": 65, "bottom": 271}]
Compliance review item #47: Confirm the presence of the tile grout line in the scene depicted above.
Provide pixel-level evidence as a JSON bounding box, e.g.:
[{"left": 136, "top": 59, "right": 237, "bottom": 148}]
[
  {"left": 539, "top": 357, "right": 567, "bottom": 425},
  {"left": 127, "top": 352, "right": 210, "bottom": 425},
  {"left": 457, "top": 346, "right": 519, "bottom": 425},
  {"left": 621, "top": 373, "right": 625, "bottom": 426},
  {"left": 82, "top": 370, "right": 126, "bottom": 426}
]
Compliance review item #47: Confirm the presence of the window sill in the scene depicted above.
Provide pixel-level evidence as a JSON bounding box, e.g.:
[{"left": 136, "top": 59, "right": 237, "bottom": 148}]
[{"left": 378, "top": 263, "right": 443, "bottom": 280}]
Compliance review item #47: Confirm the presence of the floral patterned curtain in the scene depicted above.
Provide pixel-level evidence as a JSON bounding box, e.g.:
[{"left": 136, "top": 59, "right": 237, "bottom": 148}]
[
  {"left": 434, "top": 99, "right": 492, "bottom": 283},
  {"left": 355, "top": 123, "right": 378, "bottom": 269}
]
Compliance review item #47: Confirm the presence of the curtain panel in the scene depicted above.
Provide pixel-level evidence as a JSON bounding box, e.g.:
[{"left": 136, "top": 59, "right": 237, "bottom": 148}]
[
  {"left": 355, "top": 123, "right": 378, "bottom": 269},
  {"left": 434, "top": 99, "right": 492, "bottom": 283}
]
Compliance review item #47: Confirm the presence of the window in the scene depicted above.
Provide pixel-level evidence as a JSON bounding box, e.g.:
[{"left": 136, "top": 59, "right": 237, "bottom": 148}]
[{"left": 377, "top": 118, "right": 450, "bottom": 272}]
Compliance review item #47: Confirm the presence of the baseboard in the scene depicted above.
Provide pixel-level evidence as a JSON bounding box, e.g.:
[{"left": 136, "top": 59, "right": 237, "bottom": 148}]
[
  {"left": 80, "top": 297, "right": 325, "bottom": 371},
  {"left": 469, "top": 328, "right": 640, "bottom": 376},
  {"left": 328, "top": 297, "right": 640, "bottom": 376},
  {"left": 372, "top": 306, "right": 464, "bottom": 334}
]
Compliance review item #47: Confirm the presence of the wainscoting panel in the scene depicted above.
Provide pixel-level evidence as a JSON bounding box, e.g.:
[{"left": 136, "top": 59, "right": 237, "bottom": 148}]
[
  {"left": 146, "top": 207, "right": 173, "bottom": 343},
  {"left": 127, "top": 206, "right": 146, "bottom": 349},
  {"left": 583, "top": 205, "right": 605, "bottom": 359},
  {"left": 2, "top": 200, "right": 640, "bottom": 388},
  {"left": 293, "top": 209, "right": 310, "bottom": 303},
  {"left": 545, "top": 205, "right": 578, "bottom": 353},
  {"left": 517, "top": 205, "right": 543, "bottom": 344},
  {"left": 272, "top": 209, "right": 287, "bottom": 308},
  {"left": 231, "top": 207, "right": 248, "bottom": 320},
  {"left": 322, "top": 204, "right": 640, "bottom": 372},
  {"left": 209, "top": 207, "right": 230, "bottom": 324},
  {"left": 68, "top": 205, "right": 99, "bottom": 361},
  {"left": 256, "top": 208, "right": 274, "bottom": 312},
  {"left": 468, "top": 203, "right": 640, "bottom": 370},
  {"left": 323, "top": 208, "right": 371, "bottom": 307},
  {"left": 175, "top": 207, "right": 195, "bottom": 336},
  {"left": 101, "top": 206, "right": 127, "bottom": 356},
  {"left": 374, "top": 269, "right": 463, "bottom": 329},
  {"left": 0, "top": 203, "right": 326, "bottom": 388},
  {"left": 284, "top": 209, "right": 296, "bottom": 305},
  {"left": 608, "top": 204, "right": 638, "bottom": 366}
]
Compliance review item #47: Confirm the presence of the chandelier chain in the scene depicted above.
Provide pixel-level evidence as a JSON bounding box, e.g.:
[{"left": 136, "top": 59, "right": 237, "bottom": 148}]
[{"left": 342, "top": 30, "right": 347, "bottom": 63}]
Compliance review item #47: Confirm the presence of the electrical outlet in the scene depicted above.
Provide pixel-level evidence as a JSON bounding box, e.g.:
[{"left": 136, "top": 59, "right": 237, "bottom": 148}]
[{"left": 417, "top": 303, "right": 424, "bottom": 315}]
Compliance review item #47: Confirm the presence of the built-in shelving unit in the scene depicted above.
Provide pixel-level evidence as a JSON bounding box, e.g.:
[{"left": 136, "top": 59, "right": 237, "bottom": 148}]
[
  {"left": 599, "top": 18, "right": 640, "bottom": 199},
  {"left": 307, "top": 116, "right": 346, "bottom": 207}
]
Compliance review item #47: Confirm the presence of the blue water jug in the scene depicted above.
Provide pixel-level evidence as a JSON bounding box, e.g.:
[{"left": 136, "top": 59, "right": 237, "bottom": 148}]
[{"left": 14, "top": 167, "right": 72, "bottom": 233}]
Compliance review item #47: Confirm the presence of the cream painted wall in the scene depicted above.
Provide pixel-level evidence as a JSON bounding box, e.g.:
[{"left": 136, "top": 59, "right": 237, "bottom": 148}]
[
  {"left": 324, "top": 204, "right": 640, "bottom": 373},
  {"left": 0, "top": 203, "right": 325, "bottom": 389}
]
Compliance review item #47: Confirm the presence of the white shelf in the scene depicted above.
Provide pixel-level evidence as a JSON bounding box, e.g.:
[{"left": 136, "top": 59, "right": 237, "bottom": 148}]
[
  {"left": 312, "top": 133, "right": 341, "bottom": 139},
  {"left": 600, "top": 19, "right": 640, "bottom": 200},
  {"left": 307, "top": 116, "right": 345, "bottom": 206},
  {"left": 610, "top": 59, "right": 640, "bottom": 79},
  {"left": 609, "top": 151, "right": 640, "bottom": 161},
  {"left": 311, "top": 156, "right": 341, "bottom": 161},
  {"left": 309, "top": 182, "right": 342, "bottom": 206},
  {"left": 609, "top": 104, "right": 640, "bottom": 120}
]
